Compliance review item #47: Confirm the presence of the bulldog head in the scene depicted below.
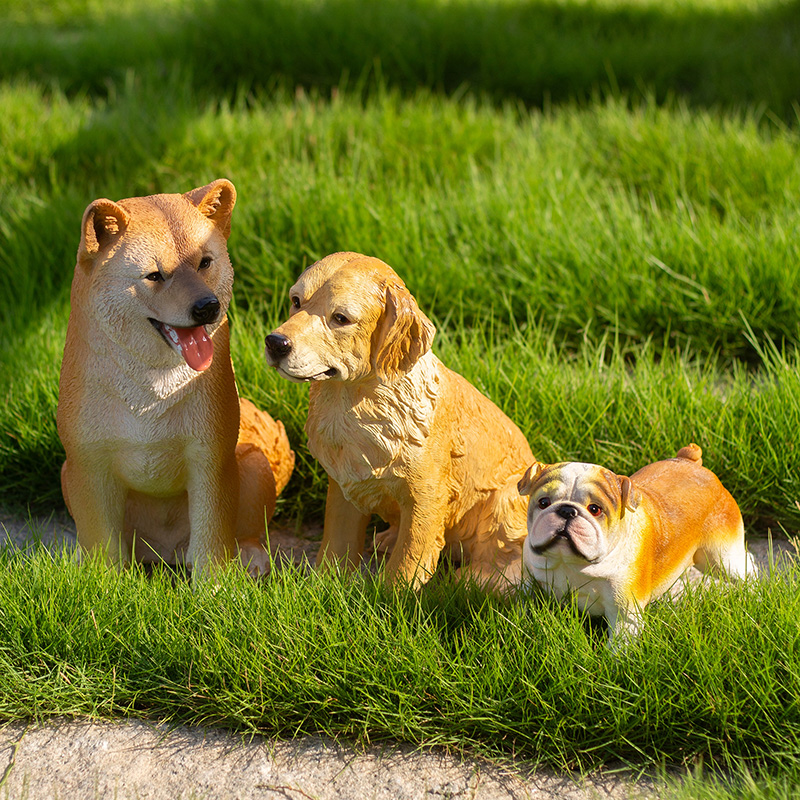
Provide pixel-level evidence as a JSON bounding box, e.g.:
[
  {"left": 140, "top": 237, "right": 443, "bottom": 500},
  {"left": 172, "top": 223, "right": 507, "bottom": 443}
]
[{"left": 518, "top": 461, "right": 639, "bottom": 563}]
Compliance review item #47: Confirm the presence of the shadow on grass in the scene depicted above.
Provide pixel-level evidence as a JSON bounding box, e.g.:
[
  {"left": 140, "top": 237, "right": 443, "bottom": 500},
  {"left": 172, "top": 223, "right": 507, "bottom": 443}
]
[{"left": 1, "top": 0, "right": 799, "bottom": 117}]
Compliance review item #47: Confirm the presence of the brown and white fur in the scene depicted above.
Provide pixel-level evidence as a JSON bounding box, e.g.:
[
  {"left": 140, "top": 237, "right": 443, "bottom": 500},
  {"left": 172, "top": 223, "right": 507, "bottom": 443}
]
[
  {"left": 518, "top": 444, "right": 755, "bottom": 644},
  {"left": 57, "top": 179, "right": 294, "bottom": 578},
  {"left": 264, "top": 251, "right": 534, "bottom": 589}
]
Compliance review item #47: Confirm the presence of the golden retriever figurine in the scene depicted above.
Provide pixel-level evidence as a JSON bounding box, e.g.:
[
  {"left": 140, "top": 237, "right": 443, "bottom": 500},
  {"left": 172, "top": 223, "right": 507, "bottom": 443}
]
[
  {"left": 264, "top": 251, "right": 534, "bottom": 588},
  {"left": 518, "top": 444, "right": 756, "bottom": 644},
  {"left": 57, "top": 179, "right": 294, "bottom": 577}
]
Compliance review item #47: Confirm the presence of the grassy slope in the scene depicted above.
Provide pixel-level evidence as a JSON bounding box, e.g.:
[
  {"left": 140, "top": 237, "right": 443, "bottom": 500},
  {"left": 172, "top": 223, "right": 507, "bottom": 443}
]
[
  {"left": 2, "top": 1, "right": 800, "bottom": 790},
  {"left": 1, "top": 78, "right": 799, "bottom": 529}
]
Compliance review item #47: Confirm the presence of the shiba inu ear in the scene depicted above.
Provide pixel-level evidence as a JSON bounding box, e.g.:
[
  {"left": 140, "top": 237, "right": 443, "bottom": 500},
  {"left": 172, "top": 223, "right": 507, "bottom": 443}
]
[
  {"left": 78, "top": 199, "right": 130, "bottom": 266},
  {"left": 184, "top": 179, "right": 237, "bottom": 239},
  {"left": 518, "top": 461, "right": 548, "bottom": 496},
  {"left": 372, "top": 282, "right": 436, "bottom": 382},
  {"left": 619, "top": 475, "right": 640, "bottom": 516}
]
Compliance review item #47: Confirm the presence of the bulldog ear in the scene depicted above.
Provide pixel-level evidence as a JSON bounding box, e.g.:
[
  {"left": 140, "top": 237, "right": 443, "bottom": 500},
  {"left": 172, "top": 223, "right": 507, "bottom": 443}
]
[
  {"left": 184, "top": 179, "right": 237, "bottom": 238},
  {"left": 78, "top": 199, "right": 130, "bottom": 266},
  {"left": 619, "top": 476, "right": 641, "bottom": 516},
  {"left": 372, "top": 282, "right": 436, "bottom": 382},
  {"left": 518, "top": 461, "right": 547, "bottom": 496}
]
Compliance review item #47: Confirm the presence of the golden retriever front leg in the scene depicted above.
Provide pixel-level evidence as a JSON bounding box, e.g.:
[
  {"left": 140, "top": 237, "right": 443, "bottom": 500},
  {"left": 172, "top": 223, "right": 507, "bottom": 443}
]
[
  {"left": 62, "top": 460, "right": 129, "bottom": 566},
  {"left": 316, "top": 479, "right": 371, "bottom": 572},
  {"left": 185, "top": 451, "right": 239, "bottom": 578},
  {"left": 384, "top": 488, "right": 447, "bottom": 589}
]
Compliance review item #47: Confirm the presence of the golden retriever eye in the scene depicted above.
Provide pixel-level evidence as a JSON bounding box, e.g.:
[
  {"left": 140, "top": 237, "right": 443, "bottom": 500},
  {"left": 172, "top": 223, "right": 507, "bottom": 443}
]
[
  {"left": 332, "top": 313, "right": 350, "bottom": 325},
  {"left": 291, "top": 296, "right": 301, "bottom": 310},
  {"left": 588, "top": 504, "right": 603, "bottom": 517},
  {"left": 537, "top": 497, "right": 551, "bottom": 509},
  {"left": 145, "top": 271, "right": 163, "bottom": 282},
  {"left": 198, "top": 256, "right": 212, "bottom": 270}
]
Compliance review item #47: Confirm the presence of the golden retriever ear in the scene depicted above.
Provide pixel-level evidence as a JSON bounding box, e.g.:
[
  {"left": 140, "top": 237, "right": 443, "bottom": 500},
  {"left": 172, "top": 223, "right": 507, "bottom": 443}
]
[
  {"left": 518, "top": 461, "right": 547, "bottom": 496},
  {"left": 78, "top": 199, "right": 130, "bottom": 267},
  {"left": 184, "top": 179, "right": 237, "bottom": 239},
  {"left": 619, "top": 476, "right": 641, "bottom": 517},
  {"left": 373, "top": 282, "right": 436, "bottom": 382}
]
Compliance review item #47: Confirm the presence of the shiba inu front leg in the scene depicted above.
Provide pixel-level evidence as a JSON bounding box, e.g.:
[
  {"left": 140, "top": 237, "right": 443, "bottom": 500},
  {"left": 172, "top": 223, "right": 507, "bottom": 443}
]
[
  {"left": 185, "top": 455, "right": 239, "bottom": 578},
  {"left": 63, "top": 463, "right": 129, "bottom": 566}
]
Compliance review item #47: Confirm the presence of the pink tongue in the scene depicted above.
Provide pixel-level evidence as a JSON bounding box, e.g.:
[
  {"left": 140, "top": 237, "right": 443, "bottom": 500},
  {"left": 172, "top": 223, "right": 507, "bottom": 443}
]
[{"left": 166, "top": 324, "right": 214, "bottom": 371}]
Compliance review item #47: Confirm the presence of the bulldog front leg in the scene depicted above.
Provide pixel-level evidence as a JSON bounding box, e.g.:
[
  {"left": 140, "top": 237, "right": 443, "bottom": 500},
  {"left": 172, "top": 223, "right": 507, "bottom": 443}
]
[{"left": 316, "top": 479, "right": 371, "bottom": 573}]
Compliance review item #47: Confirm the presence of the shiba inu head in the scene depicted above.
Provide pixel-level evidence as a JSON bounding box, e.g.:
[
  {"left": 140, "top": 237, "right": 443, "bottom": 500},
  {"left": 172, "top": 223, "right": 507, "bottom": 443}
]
[{"left": 76, "top": 179, "right": 236, "bottom": 372}]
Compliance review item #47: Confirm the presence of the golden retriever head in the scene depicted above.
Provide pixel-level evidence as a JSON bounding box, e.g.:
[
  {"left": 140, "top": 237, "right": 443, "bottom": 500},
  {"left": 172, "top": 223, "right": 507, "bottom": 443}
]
[{"left": 265, "top": 252, "right": 436, "bottom": 384}]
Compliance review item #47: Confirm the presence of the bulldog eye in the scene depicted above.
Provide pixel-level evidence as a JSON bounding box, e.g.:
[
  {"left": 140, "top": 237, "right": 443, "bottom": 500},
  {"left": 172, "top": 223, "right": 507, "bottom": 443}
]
[
  {"left": 588, "top": 504, "right": 603, "bottom": 517},
  {"left": 332, "top": 312, "right": 350, "bottom": 325},
  {"left": 291, "top": 296, "right": 301, "bottom": 310},
  {"left": 537, "top": 497, "right": 551, "bottom": 509},
  {"left": 198, "top": 256, "right": 212, "bottom": 270},
  {"left": 145, "top": 271, "right": 163, "bottom": 282}
]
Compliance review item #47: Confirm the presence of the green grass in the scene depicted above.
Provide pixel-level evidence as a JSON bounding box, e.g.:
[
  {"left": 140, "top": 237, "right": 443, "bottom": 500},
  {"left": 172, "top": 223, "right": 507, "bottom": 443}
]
[
  {"left": 0, "top": 544, "right": 795, "bottom": 774},
  {"left": 1, "top": 0, "right": 800, "bottom": 793}
]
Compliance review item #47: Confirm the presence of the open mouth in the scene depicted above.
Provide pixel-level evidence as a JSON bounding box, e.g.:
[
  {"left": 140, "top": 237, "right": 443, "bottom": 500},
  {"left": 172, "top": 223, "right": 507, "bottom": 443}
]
[{"left": 149, "top": 318, "right": 214, "bottom": 372}]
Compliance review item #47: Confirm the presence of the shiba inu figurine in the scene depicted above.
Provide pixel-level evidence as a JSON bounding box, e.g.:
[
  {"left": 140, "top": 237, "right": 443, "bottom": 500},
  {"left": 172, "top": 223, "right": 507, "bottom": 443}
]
[{"left": 57, "top": 179, "right": 294, "bottom": 577}]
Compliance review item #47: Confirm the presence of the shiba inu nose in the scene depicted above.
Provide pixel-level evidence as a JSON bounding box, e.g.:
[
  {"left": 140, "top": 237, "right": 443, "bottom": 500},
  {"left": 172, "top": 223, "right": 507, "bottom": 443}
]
[
  {"left": 192, "top": 296, "right": 220, "bottom": 325},
  {"left": 556, "top": 504, "right": 578, "bottom": 520},
  {"left": 265, "top": 333, "right": 292, "bottom": 359}
]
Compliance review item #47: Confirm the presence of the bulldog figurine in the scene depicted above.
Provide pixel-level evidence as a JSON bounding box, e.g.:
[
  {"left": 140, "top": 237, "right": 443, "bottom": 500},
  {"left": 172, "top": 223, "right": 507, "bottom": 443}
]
[{"left": 518, "top": 444, "right": 756, "bottom": 644}]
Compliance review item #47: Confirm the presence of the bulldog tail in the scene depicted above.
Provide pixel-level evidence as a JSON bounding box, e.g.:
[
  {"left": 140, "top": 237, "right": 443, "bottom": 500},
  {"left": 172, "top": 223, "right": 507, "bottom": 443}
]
[{"left": 674, "top": 442, "right": 702, "bottom": 465}]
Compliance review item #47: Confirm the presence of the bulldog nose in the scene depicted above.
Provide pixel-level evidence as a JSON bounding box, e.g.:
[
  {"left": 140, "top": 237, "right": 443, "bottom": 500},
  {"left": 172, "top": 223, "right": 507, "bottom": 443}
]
[
  {"left": 265, "top": 333, "right": 292, "bottom": 359},
  {"left": 556, "top": 504, "right": 578, "bottom": 520},
  {"left": 191, "top": 295, "right": 220, "bottom": 325}
]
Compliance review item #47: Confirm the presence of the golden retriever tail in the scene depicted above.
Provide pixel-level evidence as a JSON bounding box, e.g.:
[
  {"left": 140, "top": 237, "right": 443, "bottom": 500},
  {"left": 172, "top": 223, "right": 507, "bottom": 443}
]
[{"left": 237, "top": 398, "right": 296, "bottom": 496}]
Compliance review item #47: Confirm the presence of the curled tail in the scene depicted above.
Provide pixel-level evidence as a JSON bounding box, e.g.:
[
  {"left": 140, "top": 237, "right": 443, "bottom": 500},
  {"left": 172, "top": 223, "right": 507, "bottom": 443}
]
[
  {"left": 674, "top": 442, "right": 703, "bottom": 466},
  {"left": 238, "top": 398, "right": 295, "bottom": 495}
]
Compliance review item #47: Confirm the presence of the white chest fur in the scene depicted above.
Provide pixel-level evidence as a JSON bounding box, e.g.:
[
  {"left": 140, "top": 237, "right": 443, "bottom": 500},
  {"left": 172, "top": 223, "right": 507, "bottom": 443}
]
[
  {"left": 306, "top": 351, "right": 440, "bottom": 496},
  {"left": 523, "top": 544, "right": 615, "bottom": 619}
]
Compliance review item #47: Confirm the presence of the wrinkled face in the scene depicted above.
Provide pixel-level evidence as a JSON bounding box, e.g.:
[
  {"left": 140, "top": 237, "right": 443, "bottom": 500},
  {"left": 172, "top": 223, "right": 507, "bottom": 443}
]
[
  {"left": 265, "top": 252, "right": 434, "bottom": 384},
  {"left": 78, "top": 180, "right": 236, "bottom": 373},
  {"left": 523, "top": 462, "right": 626, "bottom": 564}
]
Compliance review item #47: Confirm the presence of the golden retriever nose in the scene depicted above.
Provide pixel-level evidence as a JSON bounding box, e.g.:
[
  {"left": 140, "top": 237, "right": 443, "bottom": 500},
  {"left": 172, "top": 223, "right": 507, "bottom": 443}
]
[
  {"left": 191, "top": 296, "right": 220, "bottom": 325},
  {"left": 265, "top": 333, "right": 292, "bottom": 359},
  {"left": 556, "top": 504, "right": 578, "bottom": 520}
]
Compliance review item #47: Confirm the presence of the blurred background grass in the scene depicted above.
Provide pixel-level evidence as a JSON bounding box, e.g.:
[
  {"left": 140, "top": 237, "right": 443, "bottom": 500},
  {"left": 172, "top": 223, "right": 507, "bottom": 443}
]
[{"left": 1, "top": 0, "right": 799, "bottom": 532}]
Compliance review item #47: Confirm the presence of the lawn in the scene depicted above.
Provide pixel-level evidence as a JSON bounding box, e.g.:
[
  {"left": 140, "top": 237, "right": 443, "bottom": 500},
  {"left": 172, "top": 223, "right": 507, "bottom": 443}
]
[{"left": 1, "top": 0, "right": 799, "bottom": 795}]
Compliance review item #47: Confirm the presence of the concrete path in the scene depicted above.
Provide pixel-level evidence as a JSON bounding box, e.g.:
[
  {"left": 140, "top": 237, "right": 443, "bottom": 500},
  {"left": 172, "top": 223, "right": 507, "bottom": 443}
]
[{"left": 0, "top": 510, "right": 793, "bottom": 800}]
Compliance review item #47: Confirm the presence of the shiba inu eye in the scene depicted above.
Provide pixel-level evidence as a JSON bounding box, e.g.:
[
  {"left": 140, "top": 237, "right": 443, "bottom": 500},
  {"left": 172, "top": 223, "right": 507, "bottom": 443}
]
[
  {"left": 588, "top": 504, "right": 603, "bottom": 516},
  {"left": 145, "top": 271, "right": 163, "bottom": 282},
  {"left": 198, "top": 256, "right": 212, "bottom": 270},
  {"left": 291, "top": 296, "right": 301, "bottom": 310},
  {"left": 537, "top": 497, "right": 551, "bottom": 509},
  {"left": 332, "top": 313, "right": 350, "bottom": 326}
]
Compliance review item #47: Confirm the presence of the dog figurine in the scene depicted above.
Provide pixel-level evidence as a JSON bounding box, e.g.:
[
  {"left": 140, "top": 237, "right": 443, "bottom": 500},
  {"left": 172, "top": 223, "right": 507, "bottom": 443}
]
[
  {"left": 264, "top": 251, "right": 534, "bottom": 588},
  {"left": 518, "top": 444, "right": 756, "bottom": 644},
  {"left": 57, "top": 179, "right": 294, "bottom": 577}
]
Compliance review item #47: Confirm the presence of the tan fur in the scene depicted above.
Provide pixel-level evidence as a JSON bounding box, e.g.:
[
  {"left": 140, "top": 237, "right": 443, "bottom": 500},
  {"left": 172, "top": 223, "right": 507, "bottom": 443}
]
[
  {"left": 265, "top": 252, "right": 534, "bottom": 589},
  {"left": 57, "top": 180, "right": 294, "bottom": 577},
  {"left": 518, "top": 445, "right": 755, "bottom": 644}
]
